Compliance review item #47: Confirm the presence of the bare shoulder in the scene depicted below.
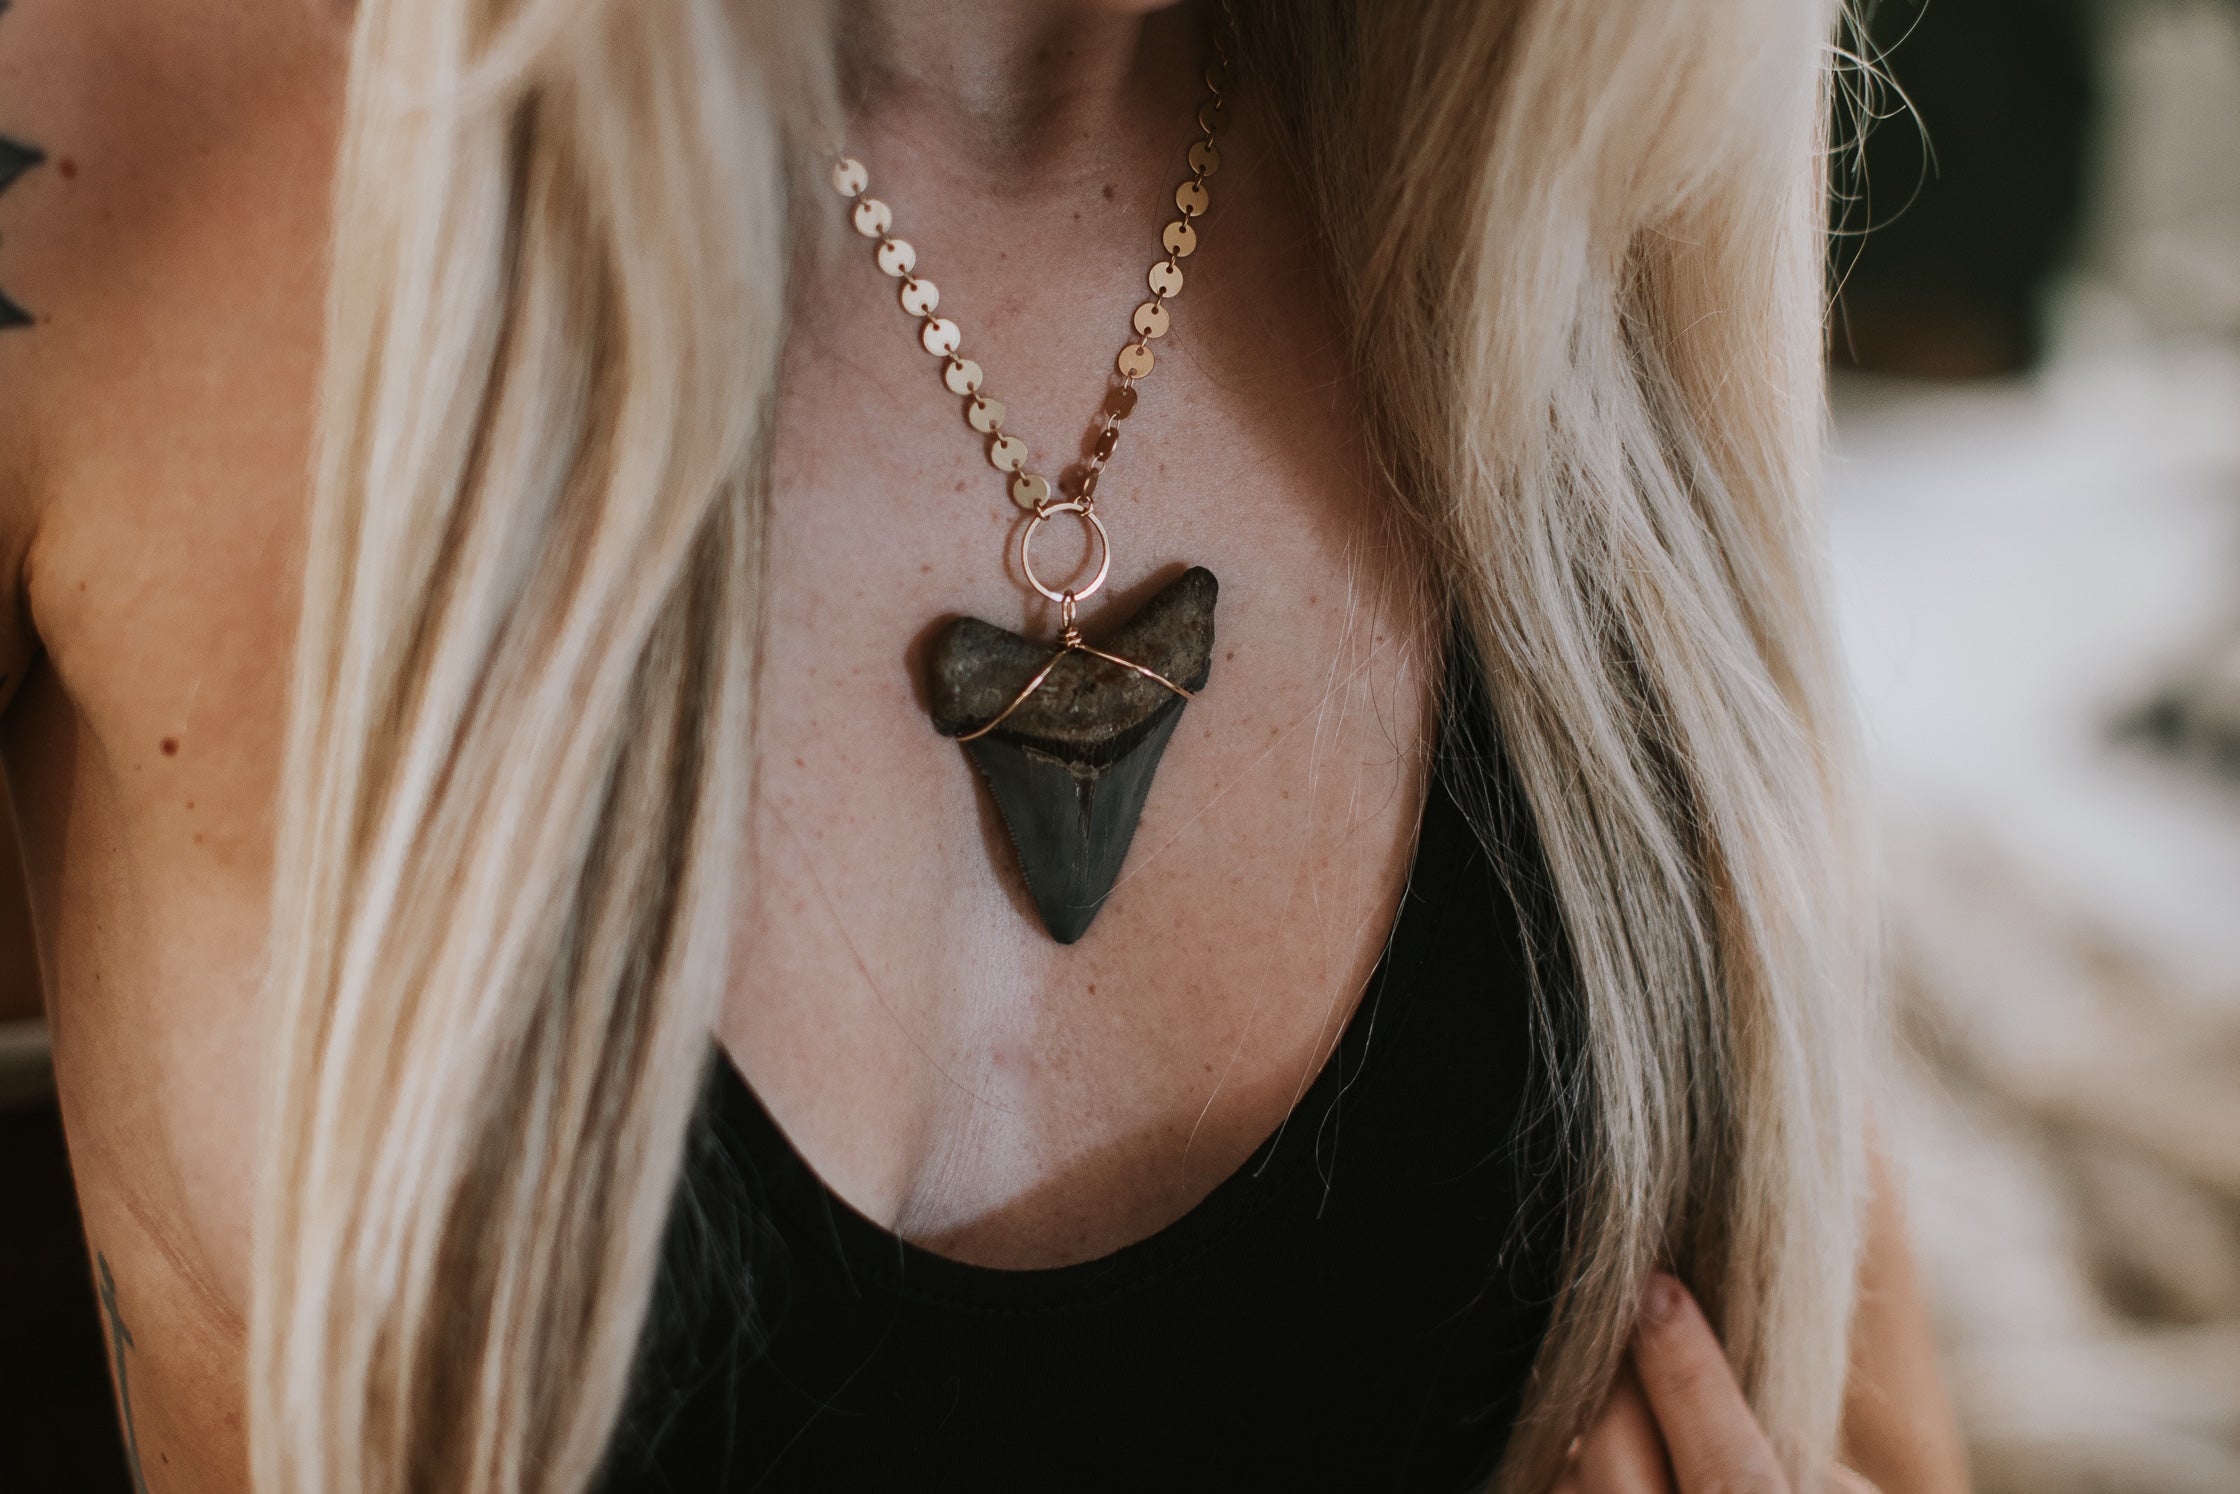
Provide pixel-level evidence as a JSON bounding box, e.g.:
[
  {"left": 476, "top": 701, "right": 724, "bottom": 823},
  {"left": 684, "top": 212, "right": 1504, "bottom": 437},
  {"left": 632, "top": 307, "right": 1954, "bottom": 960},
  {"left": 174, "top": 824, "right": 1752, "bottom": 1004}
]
[
  {"left": 0, "top": 6, "right": 349, "bottom": 1489},
  {"left": 0, "top": 0, "right": 346, "bottom": 675},
  {"left": 1841, "top": 1143, "right": 1972, "bottom": 1493}
]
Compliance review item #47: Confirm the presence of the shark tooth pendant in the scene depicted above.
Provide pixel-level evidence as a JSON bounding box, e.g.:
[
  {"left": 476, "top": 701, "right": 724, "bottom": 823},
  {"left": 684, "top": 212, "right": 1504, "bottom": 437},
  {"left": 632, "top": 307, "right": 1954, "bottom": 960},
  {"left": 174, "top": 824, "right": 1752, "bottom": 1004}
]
[
  {"left": 832, "top": 17, "right": 1235, "bottom": 943},
  {"left": 929, "top": 566, "right": 1217, "bottom": 943}
]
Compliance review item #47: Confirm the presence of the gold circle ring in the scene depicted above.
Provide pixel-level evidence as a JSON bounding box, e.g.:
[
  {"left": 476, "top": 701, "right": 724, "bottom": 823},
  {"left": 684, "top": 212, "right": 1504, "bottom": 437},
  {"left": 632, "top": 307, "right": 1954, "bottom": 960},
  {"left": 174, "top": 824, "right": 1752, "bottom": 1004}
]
[{"left": 1019, "top": 501, "right": 1111, "bottom": 605}]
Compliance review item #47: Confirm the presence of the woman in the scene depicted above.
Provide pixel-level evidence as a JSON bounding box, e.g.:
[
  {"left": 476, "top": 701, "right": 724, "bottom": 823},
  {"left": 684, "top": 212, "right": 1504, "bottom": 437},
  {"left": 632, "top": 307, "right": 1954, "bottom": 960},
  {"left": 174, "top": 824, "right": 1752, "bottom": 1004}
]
[{"left": 0, "top": 0, "right": 1967, "bottom": 1488}]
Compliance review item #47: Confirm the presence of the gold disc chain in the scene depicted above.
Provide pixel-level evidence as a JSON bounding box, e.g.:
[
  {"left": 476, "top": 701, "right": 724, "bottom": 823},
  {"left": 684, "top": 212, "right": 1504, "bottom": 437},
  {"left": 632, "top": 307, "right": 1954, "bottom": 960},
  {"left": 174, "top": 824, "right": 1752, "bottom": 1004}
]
[{"left": 828, "top": 23, "right": 1234, "bottom": 527}]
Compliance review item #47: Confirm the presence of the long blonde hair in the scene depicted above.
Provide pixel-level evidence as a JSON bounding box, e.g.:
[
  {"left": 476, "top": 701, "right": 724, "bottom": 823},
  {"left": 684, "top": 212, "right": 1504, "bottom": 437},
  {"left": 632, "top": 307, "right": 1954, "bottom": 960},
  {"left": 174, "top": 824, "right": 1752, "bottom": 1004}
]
[{"left": 254, "top": 0, "right": 1870, "bottom": 1490}]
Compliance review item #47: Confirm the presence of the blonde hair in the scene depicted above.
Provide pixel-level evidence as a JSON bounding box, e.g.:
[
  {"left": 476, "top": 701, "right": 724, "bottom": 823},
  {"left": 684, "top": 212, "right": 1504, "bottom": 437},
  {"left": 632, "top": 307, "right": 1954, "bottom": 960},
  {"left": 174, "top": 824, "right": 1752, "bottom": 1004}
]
[{"left": 254, "top": 0, "right": 1869, "bottom": 1490}]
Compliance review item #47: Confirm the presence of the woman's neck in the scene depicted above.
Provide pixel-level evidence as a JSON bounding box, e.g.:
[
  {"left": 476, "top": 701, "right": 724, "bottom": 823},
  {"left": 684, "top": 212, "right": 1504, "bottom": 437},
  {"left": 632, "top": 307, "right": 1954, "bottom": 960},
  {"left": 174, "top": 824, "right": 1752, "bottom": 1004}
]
[{"left": 837, "top": 0, "right": 1202, "bottom": 180}]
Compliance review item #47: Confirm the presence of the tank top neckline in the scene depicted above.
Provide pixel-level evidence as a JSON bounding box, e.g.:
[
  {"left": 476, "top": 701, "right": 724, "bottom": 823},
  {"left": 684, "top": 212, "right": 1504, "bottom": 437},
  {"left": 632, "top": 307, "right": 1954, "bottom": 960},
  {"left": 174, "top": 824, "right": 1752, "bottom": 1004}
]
[
  {"left": 603, "top": 622, "right": 1565, "bottom": 1494},
  {"left": 705, "top": 651, "right": 1467, "bottom": 1311}
]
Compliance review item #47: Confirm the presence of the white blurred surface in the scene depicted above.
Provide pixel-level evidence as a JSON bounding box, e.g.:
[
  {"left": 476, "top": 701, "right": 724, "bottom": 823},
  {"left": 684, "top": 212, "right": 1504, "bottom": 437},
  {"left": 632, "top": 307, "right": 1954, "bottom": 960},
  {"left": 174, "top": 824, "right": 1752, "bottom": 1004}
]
[
  {"left": 1829, "top": 342, "right": 2240, "bottom": 988},
  {"left": 1828, "top": 339, "right": 2240, "bottom": 1491}
]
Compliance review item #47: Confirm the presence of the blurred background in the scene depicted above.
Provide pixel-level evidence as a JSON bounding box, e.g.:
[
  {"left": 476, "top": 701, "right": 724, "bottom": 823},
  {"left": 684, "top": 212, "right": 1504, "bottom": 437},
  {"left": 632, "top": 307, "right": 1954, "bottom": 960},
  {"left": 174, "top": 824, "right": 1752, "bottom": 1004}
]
[
  {"left": 3, "top": 0, "right": 2238, "bottom": 1487},
  {"left": 1829, "top": 0, "right": 2240, "bottom": 1487}
]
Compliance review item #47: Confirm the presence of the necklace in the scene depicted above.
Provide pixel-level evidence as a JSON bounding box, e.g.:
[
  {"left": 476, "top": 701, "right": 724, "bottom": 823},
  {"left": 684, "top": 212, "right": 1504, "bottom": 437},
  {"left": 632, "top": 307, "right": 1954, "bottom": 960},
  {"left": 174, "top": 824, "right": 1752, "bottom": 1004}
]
[{"left": 830, "top": 30, "right": 1233, "bottom": 944}]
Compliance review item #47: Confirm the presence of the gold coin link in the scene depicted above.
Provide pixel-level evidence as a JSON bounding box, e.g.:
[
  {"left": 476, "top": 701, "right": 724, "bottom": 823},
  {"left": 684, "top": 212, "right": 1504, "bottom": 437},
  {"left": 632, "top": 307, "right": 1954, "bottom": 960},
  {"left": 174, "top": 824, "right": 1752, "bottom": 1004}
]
[
  {"left": 828, "top": 13, "right": 1233, "bottom": 612},
  {"left": 1071, "top": 30, "right": 1231, "bottom": 510}
]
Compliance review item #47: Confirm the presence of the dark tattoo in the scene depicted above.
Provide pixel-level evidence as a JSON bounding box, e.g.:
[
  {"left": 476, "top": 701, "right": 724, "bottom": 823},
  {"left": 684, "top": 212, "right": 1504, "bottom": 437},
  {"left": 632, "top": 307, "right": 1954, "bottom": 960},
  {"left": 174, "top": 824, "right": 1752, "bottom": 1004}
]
[
  {"left": 0, "top": 0, "right": 46, "bottom": 330},
  {"left": 96, "top": 1252, "right": 153, "bottom": 1494}
]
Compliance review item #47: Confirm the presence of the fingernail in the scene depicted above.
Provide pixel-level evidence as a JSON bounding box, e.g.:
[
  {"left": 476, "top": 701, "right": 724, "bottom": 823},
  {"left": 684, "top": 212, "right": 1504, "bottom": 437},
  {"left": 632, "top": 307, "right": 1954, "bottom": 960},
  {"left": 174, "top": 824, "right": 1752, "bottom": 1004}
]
[{"left": 1643, "top": 1272, "right": 1681, "bottom": 1324}]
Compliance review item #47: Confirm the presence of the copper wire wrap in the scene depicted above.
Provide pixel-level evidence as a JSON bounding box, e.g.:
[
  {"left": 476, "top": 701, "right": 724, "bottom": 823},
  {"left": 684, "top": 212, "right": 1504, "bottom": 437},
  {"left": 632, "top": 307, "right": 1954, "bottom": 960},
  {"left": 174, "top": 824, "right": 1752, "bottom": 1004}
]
[{"left": 954, "top": 626, "right": 1198, "bottom": 745}]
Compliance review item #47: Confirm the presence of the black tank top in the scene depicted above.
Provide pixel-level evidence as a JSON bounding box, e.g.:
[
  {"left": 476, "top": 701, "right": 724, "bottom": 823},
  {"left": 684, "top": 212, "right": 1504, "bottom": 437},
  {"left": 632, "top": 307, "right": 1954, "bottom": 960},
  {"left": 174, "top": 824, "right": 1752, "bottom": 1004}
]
[{"left": 598, "top": 637, "right": 1573, "bottom": 1493}]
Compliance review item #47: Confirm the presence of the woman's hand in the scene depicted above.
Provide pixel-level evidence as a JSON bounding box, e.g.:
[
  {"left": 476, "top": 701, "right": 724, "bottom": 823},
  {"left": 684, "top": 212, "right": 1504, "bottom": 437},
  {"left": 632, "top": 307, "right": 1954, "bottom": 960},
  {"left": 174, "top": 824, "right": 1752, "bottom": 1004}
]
[{"left": 1553, "top": 1273, "right": 1881, "bottom": 1494}]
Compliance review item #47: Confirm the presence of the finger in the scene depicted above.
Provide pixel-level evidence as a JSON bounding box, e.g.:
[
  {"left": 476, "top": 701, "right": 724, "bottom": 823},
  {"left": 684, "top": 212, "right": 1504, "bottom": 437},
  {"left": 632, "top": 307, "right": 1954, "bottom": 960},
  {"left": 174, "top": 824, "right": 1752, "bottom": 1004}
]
[
  {"left": 1631, "top": 1273, "right": 1787, "bottom": 1494},
  {"left": 1561, "top": 1360, "right": 1674, "bottom": 1494}
]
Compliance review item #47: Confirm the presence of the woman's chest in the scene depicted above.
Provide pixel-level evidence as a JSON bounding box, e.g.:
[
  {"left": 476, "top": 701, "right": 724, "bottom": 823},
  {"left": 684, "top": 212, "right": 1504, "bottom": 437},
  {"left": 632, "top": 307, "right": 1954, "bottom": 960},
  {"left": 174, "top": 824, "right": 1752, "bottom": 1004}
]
[
  {"left": 719, "top": 262, "right": 1438, "bottom": 1268},
  {"left": 620, "top": 713, "right": 1561, "bottom": 1493}
]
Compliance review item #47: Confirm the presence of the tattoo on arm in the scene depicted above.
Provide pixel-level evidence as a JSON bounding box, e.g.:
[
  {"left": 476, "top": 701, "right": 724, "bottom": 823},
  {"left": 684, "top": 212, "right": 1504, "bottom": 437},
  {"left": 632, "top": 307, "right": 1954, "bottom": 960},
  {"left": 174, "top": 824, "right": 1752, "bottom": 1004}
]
[
  {"left": 96, "top": 1252, "right": 153, "bottom": 1494},
  {"left": 0, "top": 0, "right": 46, "bottom": 330}
]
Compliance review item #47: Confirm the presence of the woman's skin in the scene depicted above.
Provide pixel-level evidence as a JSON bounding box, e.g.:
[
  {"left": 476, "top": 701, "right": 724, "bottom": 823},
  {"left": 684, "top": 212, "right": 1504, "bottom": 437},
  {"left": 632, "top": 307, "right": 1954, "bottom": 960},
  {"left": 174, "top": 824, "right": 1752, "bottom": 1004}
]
[
  {"left": 0, "top": 0, "right": 1966, "bottom": 1489},
  {"left": 1570, "top": 1163, "right": 1972, "bottom": 1491},
  {"left": 1569, "top": 1279, "right": 1884, "bottom": 1494}
]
